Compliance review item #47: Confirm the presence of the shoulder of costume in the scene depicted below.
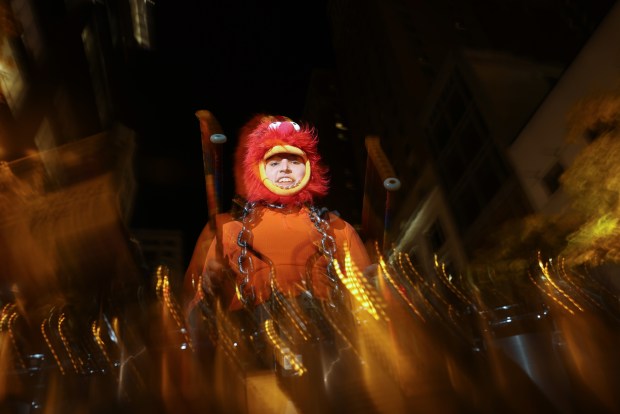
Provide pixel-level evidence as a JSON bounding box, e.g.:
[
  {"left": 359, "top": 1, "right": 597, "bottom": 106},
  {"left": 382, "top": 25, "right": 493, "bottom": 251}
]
[{"left": 326, "top": 210, "right": 353, "bottom": 231}]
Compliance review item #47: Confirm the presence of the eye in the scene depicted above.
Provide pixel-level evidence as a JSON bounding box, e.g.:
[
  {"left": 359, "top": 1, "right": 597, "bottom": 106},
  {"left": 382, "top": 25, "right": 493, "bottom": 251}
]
[
  {"left": 268, "top": 161, "right": 279, "bottom": 167},
  {"left": 268, "top": 121, "right": 281, "bottom": 130},
  {"left": 291, "top": 122, "right": 300, "bottom": 131}
]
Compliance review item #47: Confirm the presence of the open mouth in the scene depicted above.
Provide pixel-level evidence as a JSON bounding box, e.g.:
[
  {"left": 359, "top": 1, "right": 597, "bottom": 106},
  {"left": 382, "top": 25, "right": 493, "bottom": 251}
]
[{"left": 274, "top": 177, "right": 299, "bottom": 188}]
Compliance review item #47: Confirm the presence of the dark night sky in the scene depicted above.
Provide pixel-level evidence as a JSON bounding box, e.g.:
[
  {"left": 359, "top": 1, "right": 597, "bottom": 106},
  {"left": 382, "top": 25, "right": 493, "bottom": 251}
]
[
  {"left": 154, "top": 1, "right": 334, "bottom": 122},
  {"left": 128, "top": 1, "right": 336, "bottom": 259}
]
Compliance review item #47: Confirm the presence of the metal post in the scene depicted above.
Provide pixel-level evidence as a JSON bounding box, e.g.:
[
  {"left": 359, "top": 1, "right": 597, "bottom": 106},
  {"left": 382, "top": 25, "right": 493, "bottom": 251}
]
[
  {"left": 364, "top": 136, "right": 401, "bottom": 252},
  {"left": 195, "top": 110, "right": 227, "bottom": 261}
]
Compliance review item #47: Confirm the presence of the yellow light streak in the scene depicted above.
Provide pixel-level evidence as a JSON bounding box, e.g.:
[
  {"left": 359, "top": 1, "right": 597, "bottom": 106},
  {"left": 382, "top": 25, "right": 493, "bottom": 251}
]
[
  {"left": 58, "top": 313, "right": 81, "bottom": 374},
  {"left": 528, "top": 271, "right": 575, "bottom": 315},
  {"left": 397, "top": 252, "right": 441, "bottom": 320},
  {"left": 537, "top": 253, "right": 584, "bottom": 313},
  {"left": 41, "top": 316, "right": 66, "bottom": 375},
  {"left": 559, "top": 258, "right": 603, "bottom": 312},
  {"left": 270, "top": 274, "right": 311, "bottom": 342},
  {"left": 264, "top": 319, "right": 307, "bottom": 376},
  {"left": 0, "top": 303, "right": 14, "bottom": 328},
  {"left": 400, "top": 252, "right": 450, "bottom": 312},
  {"left": 330, "top": 242, "right": 387, "bottom": 321},
  {"left": 157, "top": 265, "right": 193, "bottom": 351},
  {"left": 434, "top": 255, "right": 471, "bottom": 306},
  {"left": 91, "top": 320, "right": 113, "bottom": 367},
  {"left": 7, "top": 310, "right": 26, "bottom": 370},
  {"left": 334, "top": 258, "right": 383, "bottom": 321},
  {"left": 379, "top": 253, "right": 424, "bottom": 321}
]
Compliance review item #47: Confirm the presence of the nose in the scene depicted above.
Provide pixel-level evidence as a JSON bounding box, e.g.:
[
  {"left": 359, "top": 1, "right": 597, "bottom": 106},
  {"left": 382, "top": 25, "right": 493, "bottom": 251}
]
[{"left": 280, "top": 159, "right": 291, "bottom": 171}]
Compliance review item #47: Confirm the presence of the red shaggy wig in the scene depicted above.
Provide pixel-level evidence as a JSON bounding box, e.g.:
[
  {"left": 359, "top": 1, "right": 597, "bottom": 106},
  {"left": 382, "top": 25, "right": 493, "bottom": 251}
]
[{"left": 240, "top": 115, "right": 329, "bottom": 205}]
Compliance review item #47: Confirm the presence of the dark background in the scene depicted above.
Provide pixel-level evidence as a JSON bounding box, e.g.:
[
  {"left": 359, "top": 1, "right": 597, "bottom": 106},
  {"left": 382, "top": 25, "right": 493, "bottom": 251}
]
[{"left": 128, "top": 1, "right": 336, "bottom": 260}]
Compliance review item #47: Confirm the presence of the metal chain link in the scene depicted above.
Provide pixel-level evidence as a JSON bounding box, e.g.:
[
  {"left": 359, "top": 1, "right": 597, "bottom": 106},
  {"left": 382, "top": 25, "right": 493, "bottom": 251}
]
[
  {"left": 308, "top": 205, "right": 340, "bottom": 297},
  {"left": 235, "top": 202, "right": 340, "bottom": 306},
  {"left": 237, "top": 201, "right": 257, "bottom": 305}
]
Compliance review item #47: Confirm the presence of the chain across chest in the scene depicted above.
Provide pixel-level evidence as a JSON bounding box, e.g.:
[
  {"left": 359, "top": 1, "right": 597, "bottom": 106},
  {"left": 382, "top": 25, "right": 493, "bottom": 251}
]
[{"left": 234, "top": 202, "right": 339, "bottom": 306}]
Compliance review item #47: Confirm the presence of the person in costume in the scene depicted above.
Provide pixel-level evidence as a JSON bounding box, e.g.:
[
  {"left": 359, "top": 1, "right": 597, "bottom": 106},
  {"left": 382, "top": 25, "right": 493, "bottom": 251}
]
[
  {"left": 184, "top": 115, "right": 376, "bottom": 414},
  {"left": 192, "top": 115, "right": 372, "bottom": 311}
]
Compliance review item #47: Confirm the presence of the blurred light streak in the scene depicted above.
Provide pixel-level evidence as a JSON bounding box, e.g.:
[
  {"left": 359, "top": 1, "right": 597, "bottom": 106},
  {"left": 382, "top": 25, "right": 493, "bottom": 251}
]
[
  {"left": 334, "top": 259, "right": 386, "bottom": 320},
  {"left": 91, "top": 320, "right": 113, "bottom": 368},
  {"left": 40, "top": 314, "right": 65, "bottom": 375},
  {"left": 528, "top": 270, "right": 576, "bottom": 315},
  {"left": 156, "top": 265, "right": 193, "bottom": 351},
  {"left": 553, "top": 309, "right": 620, "bottom": 412},
  {"left": 3, "top": 305, "right": 26, "bottom": 370},
  {"left": 537, "top": 253, "right": 584, "bottom": 313},
  {"left": 3, "top": 127, "right": 620, "bottom": 412},
  {"left": 129, "top": 0, "right": 153, "bottom": 49},
  {"left": 399, "top": 252, "right": 454, "bottom": 319},
  {"left": 525, "top": 256, "right": 620, "bottom": 412},
  {"left": 269, "top": 277, "right": 311, "bottom": 343},
  {"left": 434, "top": 255, "right": 472, "bottom": 306},
  {"left": 317, "top": 300, "right": 362, "bottom": 361},
  {"left": 527, "top": 253, "right": 582, "bottom": 316},
  {"left": 57, "top": 312, "right": 81, "bottom": 374},
  {"left": 558, "top": 259, "right": 605, "bottom": 312},
  {"left": 379, "top": 251, "right": 425, "bottom": 321},
  {"left": 264, "top": 319, "right": 307, "bottom": 376}
]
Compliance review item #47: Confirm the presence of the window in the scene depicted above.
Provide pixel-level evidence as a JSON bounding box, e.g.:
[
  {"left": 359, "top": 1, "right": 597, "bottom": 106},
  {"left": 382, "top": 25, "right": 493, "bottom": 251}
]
[
  {"left": 453, "top": 185, "right": 479, "bottom": 230},
  {"left": 442, "top": 146, "right": 467, "bottom": 189},
  {"left": 542, "top": 162, "right": 564, "bottom": 194},
  {"left": 474, "top": 147, "right": 509, "bottom": 204},
  {"left": 426, "top": 68, "right": 482, "bottom": 161},
  {"left": 459, "top": 118, "right": 484, "bottom": 160},
  {"left": 431, "top": 116, "right": 452, "bottom": 155}
]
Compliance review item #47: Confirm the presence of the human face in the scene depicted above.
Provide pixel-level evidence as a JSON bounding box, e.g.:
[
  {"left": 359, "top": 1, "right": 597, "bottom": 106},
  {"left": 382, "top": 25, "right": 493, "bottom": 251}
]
[{"left": 264, "top": 154, "right": 306, "bottom": 189}]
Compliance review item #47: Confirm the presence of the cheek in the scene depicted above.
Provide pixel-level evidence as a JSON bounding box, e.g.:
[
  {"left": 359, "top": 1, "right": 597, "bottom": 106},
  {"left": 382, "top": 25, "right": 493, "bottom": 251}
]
[
  {"left": 294, "top": 165, "right": 306, "bottom": 178},
  {"left": 265, "top": 166, "right": 277, "bottom": 179}
]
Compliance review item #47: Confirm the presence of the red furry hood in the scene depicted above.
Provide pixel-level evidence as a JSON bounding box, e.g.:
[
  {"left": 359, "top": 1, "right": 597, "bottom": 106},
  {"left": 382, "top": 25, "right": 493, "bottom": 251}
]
[{"left": 239, "top": 115, "right": 329, "bottom": 205}]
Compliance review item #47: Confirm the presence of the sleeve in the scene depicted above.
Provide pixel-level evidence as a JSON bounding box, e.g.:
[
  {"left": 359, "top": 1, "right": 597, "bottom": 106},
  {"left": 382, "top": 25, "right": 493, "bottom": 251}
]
[
  {"left": 327, "top": 212, "right": 373, "bottom": 272},
  {"left": 183, "top": 212, "right": 232, "bottom": 307},
  {"left": 344, "top": 223, "right": 372, "bottom": 271},
  {"left": 183, "top": 221, "right": 216, "bottom": 305}
]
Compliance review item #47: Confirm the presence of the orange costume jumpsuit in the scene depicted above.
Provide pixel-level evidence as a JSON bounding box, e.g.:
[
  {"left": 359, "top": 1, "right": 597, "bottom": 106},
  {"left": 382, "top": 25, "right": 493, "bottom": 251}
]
[
  {"left": 206, "top": 206, "right": 371, "bottom": 311},
  {"left": 193, "top": 115, "right": 371, "bottom": 311}
]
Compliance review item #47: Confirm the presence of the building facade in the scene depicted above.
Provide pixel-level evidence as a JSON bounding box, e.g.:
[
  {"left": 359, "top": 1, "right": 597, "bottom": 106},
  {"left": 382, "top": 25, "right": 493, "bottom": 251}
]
[{"left": 327, "top": 0, "right": 616, "bottom": 273}]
